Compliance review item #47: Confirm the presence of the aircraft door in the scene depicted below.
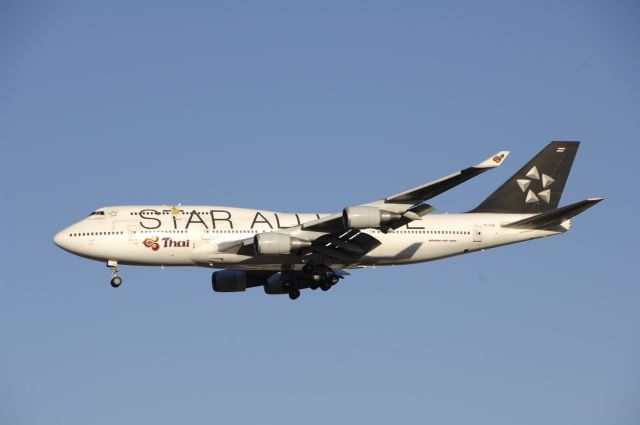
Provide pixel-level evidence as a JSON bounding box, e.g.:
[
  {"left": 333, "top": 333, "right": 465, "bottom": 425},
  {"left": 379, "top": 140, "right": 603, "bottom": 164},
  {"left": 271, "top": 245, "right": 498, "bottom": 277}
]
[
  {"left": 127, "top": 224, "right": 138, "bottom": 244},
  {"left": 473, "top": 225, "right": 482, "bottom": 243}
]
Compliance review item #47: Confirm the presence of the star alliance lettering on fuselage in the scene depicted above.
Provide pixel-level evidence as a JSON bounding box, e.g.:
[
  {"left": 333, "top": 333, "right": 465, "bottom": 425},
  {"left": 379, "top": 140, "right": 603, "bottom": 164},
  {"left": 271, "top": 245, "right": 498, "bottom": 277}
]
[{"left": 138, "top": 209, "right": 321, "bottom": 231}]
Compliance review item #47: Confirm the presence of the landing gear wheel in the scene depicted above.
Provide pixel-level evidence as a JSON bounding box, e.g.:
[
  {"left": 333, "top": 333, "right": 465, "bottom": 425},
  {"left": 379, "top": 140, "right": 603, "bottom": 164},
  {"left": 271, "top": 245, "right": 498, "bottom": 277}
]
[
  {"left": 321, "top": 282, "right": 331, "bottom": 291},
  {"left": 302, "top": 264, "right": 313, "bottom": 274},
  {"left": 288, "top": 289, "right": 300, "bottom": 300},
  {"left": 107, "top": 260, "right": 121, "bottom": 288},
  {"left": 329, "top": 274, "right": 340, "bottom": 285},
  {"left": 111, "top": 276, "right": 123, "bottom": 288}
]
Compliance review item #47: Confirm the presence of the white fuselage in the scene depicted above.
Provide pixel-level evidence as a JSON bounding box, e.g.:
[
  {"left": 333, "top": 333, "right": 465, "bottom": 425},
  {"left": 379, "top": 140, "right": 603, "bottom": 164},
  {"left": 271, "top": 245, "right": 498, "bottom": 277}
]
[{"left": 53, "top": 205, "right": 568, "bottom": 270}]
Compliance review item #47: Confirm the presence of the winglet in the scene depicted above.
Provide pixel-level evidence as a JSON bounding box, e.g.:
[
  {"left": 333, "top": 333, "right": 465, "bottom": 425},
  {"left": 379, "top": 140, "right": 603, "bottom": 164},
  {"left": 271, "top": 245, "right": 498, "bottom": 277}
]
[{"left": 476, "top": 151, "right": 510, "bottom": 168}]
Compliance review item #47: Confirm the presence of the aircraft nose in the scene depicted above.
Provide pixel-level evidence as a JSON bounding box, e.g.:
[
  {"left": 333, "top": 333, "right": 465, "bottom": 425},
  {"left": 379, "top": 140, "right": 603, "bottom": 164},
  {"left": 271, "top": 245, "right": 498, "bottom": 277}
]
[{"left": 53, "top": 230, "right": 69, "bottom": 249}]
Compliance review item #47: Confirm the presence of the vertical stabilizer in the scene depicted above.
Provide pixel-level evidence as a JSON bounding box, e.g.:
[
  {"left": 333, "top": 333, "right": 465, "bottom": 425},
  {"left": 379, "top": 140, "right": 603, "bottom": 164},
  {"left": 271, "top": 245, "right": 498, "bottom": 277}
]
[{"left": 470, "top": 141, "right": 579, "bottom": 214}]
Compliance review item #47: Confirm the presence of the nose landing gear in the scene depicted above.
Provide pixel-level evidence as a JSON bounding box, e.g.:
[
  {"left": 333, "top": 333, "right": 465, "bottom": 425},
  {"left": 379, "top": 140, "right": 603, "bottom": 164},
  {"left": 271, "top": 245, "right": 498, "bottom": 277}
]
[
  {"left": 111, "top": 276, "right": 122, "bottom": 288},
  {"left": 107, "top": 260, "right": 122, "bottom": 288}
]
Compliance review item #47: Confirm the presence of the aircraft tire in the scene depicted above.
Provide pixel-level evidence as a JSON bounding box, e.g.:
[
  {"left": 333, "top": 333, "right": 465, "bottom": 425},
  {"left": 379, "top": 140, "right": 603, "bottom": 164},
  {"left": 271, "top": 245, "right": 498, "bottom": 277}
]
[
  {"left": 288, "top": 289, "right": 300, "bottom": 300},
  {"left": 111, "top": 276, "right": 122, "bottom": 288}
]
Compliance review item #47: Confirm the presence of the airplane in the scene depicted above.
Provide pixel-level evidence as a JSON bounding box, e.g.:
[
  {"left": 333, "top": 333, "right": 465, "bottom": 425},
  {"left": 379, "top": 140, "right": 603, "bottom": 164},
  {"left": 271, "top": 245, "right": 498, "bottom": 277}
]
[{"left": 53, "top": 141, "right": 602, "bottom": 300}]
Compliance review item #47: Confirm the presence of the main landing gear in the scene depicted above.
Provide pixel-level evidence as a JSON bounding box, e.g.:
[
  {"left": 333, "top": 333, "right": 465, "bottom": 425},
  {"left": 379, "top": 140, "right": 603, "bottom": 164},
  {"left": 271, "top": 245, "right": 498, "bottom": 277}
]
[
  {"left": 313, "top": 272, "right": 339, "bottom": 291},
  {"left": 108, "top": 260, "right": 122, "bottom": 288},
  {"left": 280, "top": 280, "right": 301, "bottom": 300},
  {"left": 288, "top": 289, "right": 300, "bottom": 300},
  {"left": 286, "top": 264, "right": 342, "bottom": 300}
]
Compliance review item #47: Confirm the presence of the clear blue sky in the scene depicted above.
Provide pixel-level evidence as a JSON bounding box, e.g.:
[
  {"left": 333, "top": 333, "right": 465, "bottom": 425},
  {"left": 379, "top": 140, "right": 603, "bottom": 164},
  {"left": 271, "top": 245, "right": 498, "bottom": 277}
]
[{"left": 1, "top": 1, "right": 638, "bottom": 424}]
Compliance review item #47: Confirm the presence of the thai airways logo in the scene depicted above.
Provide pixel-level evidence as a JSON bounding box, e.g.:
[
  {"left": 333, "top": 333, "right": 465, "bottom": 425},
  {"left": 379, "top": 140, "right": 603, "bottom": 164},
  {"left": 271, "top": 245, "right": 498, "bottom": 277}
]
[
  {"left": 493, "top": 153, "right": 506, "bottom": 164},
  {"left": 517, "top": 166, "right": 554, "bottom": 204},
  {"left": 143, "top": 236, "right": 191, "bottom": 251},
  {"left": 144, "top": 237, "right": 160, "bottom": 251}
]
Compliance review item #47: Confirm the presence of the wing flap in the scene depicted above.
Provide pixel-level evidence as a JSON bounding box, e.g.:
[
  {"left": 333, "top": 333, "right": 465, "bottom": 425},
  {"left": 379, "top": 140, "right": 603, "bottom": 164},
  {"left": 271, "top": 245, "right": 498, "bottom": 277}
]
[{"left": 311, "top": 229, "right": 381, "bottom": 262}]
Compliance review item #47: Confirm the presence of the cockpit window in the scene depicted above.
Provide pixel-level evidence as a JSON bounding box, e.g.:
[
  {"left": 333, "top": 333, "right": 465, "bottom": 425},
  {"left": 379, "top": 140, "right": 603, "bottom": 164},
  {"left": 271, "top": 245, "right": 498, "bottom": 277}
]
[{"left": 89, "top": 211, "right": 105, "bottom": 216}]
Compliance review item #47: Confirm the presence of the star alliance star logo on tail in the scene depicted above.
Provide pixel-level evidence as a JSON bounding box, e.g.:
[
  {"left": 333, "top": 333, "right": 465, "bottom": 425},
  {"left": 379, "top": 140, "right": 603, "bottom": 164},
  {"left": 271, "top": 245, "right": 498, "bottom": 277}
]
[{"left": 516, "top": 166, "right": 554, "bottom": 204}]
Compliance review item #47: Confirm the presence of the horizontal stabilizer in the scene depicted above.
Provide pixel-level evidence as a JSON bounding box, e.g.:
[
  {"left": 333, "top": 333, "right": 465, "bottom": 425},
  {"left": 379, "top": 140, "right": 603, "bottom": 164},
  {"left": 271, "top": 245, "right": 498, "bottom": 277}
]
[{"left": 503, "top": 198, "right": 603, "bottom": 229}]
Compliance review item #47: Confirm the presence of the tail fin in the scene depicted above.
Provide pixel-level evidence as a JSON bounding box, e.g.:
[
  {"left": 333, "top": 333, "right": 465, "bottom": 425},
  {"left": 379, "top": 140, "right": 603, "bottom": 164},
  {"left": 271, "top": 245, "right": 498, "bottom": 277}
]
[{"left": 470, "top": 141, "right": 579, "bottom": 213}]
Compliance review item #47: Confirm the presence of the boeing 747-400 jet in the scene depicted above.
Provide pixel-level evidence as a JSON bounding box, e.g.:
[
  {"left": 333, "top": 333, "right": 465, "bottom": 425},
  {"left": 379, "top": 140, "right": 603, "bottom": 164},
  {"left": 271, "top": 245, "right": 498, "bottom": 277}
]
[{"left": 53, "top": 142, "right": 601, "bottom": 300}]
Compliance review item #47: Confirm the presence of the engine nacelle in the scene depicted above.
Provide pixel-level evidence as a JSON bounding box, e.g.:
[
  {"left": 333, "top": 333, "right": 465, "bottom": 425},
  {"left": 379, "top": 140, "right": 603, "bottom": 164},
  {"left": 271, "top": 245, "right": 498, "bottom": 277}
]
[
  {"left": 254, "top": 233, "right": 311, "bottom": 255},
  {"left": 263, "top": 273, "right": 289, "bottom": 295},
  {"left": 342, "top": 206, "right": 401, "bottom": 229},
  {"left": 212, "top": 270, "right": 247, "bottom": 292}
]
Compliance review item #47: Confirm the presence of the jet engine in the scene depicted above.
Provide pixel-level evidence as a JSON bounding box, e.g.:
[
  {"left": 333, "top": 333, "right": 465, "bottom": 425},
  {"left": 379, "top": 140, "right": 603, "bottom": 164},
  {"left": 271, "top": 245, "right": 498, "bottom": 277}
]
[
  {"left": 254, "top": 233, "right": 311, "bottom": 255},
  {"left": 263, "top": 273, "right": 290, "bottom": 295},
  {"left": 211, "top": 270, "right": 248, "bottom": 292},
  {"left": 342, "top": 206, "right": 401, "bottom": 229}
]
